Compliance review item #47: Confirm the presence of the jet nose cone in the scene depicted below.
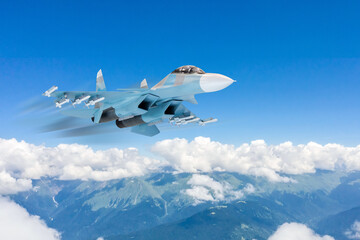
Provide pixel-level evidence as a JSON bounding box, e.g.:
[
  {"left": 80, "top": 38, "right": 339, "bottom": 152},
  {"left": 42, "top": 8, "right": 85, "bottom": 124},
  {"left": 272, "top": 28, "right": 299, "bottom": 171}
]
[{"left": 199, "top": 73, "right": 234, "bottom": 93}]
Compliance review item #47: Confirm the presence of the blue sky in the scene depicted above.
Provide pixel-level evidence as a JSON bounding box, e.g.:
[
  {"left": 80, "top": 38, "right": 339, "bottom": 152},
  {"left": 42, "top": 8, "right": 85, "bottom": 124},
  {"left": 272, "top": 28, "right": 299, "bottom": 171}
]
[{"left": 1, "top": 0, "right": 360, "bottom": 148}]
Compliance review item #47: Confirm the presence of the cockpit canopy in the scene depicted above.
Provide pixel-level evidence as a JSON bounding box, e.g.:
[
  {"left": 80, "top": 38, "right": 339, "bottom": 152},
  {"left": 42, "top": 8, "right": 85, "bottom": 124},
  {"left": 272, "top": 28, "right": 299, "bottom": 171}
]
[{"left": 172, "top": 65, "right": 205, "bottom": 74}]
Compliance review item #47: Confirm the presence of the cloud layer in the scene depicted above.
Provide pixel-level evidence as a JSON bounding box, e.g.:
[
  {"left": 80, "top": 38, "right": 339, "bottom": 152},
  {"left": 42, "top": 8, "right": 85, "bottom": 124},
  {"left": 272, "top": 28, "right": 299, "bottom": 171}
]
[
  {"left": 152, "top": 137, "right": 360, "bottom": 182},
  {"left": 1, "top": 137, "right": 360, "bottom": 195},
  {"left": 184, "top": 174, "right": 254, "bottom": 204},
  {"left": 0, "top": 196, "right": 60, "bottom": 240},
  {"left": 268, "top": 222, "right": 334, "bottom": 240}
]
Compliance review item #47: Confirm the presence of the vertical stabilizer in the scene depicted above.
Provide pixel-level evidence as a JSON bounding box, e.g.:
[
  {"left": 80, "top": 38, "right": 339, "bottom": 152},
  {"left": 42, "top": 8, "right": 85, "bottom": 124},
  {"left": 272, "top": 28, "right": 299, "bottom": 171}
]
[
  {"left": 140, "top": 79, "right": 148, "bottom": 89},
  {"left": 96, "top": 69, "right": 106, "bottom": 91}
]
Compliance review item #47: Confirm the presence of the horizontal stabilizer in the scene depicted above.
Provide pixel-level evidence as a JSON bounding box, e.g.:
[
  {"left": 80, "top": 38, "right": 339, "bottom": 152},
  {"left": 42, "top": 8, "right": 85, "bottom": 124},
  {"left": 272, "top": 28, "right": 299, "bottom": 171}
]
[{"left": 131, "top": 124, "right": 160, "bottom": 137}]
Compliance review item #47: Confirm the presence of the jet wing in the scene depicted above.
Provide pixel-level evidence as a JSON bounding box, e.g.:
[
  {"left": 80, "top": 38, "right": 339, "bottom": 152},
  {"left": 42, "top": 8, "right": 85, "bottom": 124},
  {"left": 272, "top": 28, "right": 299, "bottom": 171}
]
[
  {"left": 49, "top": 91, "right": 138, "bottom": 102},
  {"left": 170, "top": 104, "right": 218, "bottom": 126},
  {"left": 47, "top": 87, "right": 149, "bottom": 106},
  {"left": 45, "top": 88, "right": 155, "bottom": 122},
  {"left": 45, "top": 87, "right": 197, "bottom": 123}
]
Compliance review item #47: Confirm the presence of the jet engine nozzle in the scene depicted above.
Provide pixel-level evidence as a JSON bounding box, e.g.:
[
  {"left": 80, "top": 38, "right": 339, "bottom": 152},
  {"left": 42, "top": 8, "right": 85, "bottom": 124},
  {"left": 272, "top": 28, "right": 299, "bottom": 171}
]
[{"left": 199, "top": 73, "right": 234, "bottom": 93}]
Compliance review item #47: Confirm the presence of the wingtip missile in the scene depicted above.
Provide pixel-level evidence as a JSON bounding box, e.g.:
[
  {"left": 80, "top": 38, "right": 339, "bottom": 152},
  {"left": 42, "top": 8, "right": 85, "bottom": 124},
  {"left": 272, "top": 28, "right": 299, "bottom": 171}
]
[{"left": 43, "top": 86, "right": 58, "bottom": 97}]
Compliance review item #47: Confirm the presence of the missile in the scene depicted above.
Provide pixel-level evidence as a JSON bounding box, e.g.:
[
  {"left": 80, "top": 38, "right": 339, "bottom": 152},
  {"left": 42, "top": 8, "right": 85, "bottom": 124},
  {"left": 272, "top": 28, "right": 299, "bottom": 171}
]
[
  {"left": 171, "top": 115, "right": 215, "bottom": 126},
  {"left": 43, "top": 86, "right": 58, "bottom": 97},
  {"left": 171, "top": 115, "right": 195, "bottom": 122},
  {"left": 72, "top": 95, "right": 91, "bottom": 106},
  {"left": 85, "top": 97, "right": 105, "bottom": 107},
  {"left": 55, "top": 98, "right": 70, "bottom": 108},
  {"left": 173, "top": 117, "right": 200, "bottom": 125},
  {"left": 199, "top": 118, "right": 218, "bottom": 126},
  {"left": 179, "top": 115, "right": 195, "bottom": 121},
  {"left": 184, "top": 117, "right": 200, "bottom": 124}
]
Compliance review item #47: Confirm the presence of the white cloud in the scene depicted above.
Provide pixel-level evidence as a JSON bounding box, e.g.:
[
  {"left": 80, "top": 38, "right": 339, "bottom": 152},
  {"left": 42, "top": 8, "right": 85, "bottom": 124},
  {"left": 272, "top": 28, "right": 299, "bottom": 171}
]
[
  {"left": 0, "top": 196, "right": 60, "bottom": 240},
  {"left": 152, "top": 137, "right": 360, "bottom": 182},
  {"left": 345, "top": 220, "right": 360, "bottom": 239},
  {"left": 0, "top": 171, "right": 32, "bottom": 194},
  {"left": 268, "top": 222, "right": 334, "bottom": 240},
  {"left": 184, "top": 174, "right": 254, "bottom": 204},
  {"left": 0, "top": 138, "right": 164, "bottom": 194}
]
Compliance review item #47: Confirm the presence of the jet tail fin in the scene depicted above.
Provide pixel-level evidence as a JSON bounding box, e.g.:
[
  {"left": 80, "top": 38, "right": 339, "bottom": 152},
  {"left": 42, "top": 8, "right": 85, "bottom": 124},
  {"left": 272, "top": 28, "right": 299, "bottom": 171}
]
[
  {"left": 96, "top": 69, "right": 106, "bottom": 92},
  {"left": 140, "top": 79, "right": 148, "bottom": 89}
]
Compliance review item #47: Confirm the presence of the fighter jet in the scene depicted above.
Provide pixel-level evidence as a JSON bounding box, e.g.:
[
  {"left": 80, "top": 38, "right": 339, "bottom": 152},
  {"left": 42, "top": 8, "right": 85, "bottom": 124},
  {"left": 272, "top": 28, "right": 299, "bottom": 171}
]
[{"left": 43, "top": 65, "right": 234, "bottom": 136}]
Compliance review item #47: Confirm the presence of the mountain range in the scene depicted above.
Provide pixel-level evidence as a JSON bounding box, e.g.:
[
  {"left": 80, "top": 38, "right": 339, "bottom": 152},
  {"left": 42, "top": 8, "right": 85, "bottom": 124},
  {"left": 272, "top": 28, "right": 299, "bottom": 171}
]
[{"left": 10, "top": 170, "right": 360, "bottom": 240}]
